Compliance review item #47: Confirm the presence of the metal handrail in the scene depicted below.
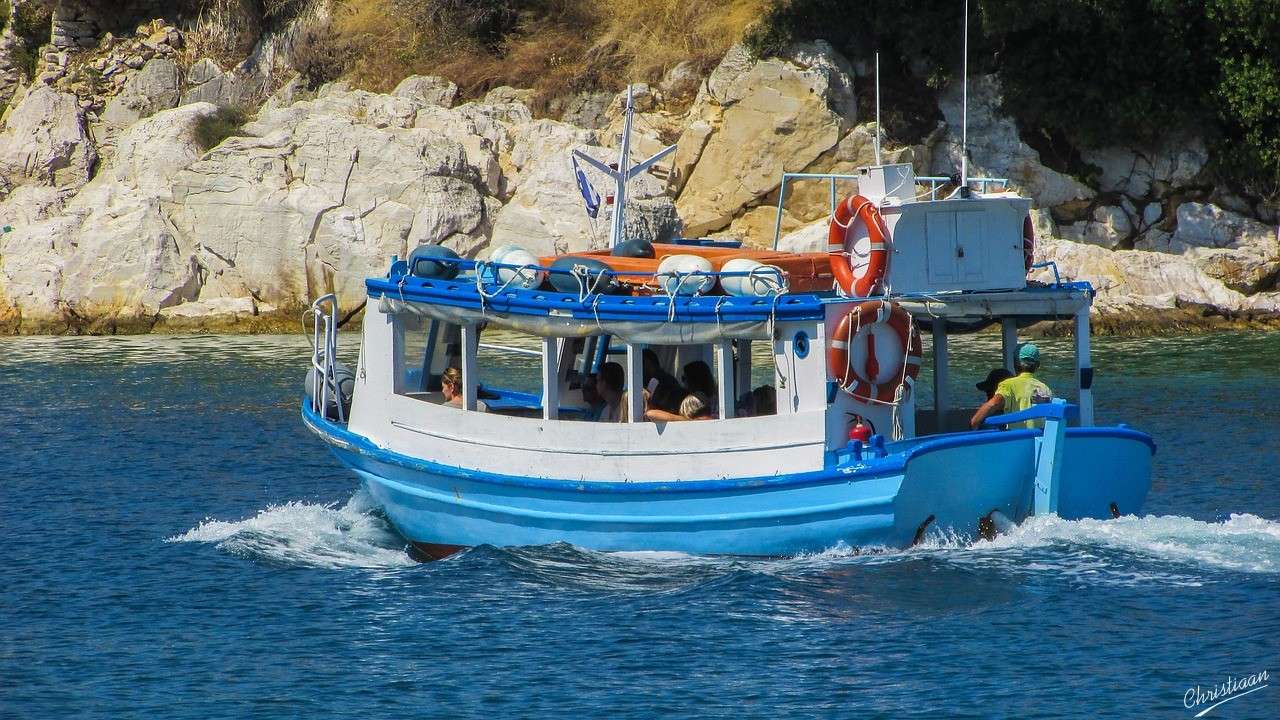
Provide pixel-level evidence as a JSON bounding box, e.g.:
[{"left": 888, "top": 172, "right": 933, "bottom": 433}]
[
  {"left": 309, "top": 293, "right": 344, "bottom": 422},
  {"left": 478, "top": 342, "right": 540, "bottom": 358},
  {"left": 770, "top": 171, "right": 1012, "bottom": 249}
]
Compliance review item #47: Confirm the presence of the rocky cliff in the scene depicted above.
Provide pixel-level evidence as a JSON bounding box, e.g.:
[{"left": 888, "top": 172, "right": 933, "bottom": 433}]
[{"left": 0, "top": 3, "right": 1276, "bottom": 334}]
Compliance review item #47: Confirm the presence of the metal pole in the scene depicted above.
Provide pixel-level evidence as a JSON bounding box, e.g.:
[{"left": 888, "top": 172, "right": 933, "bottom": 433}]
[
  {"left": 460, "top": 323, "right": 478, "bottom": 411},
  {"left": 960, "top": 0, "right": 969, "bottom": 180},
  {"left": 772, "top": 175, "right": 788, "bottom": 251},
  {"left": 625, "top": 342, "right": 645, "bottom": 423},
  {"left": 1001, "top": 318, "right": 1018, "bottom": 372},
  {"left": 610, "top": 85, "right": 634, "bottom": 249},
  {"left": 932, "top": 320, "right": 950, "bottom": 430},
  {"left": 715, "top": 340, "right": 735, "bottom": 419},
  {"left": 874, "top": 52, "right": 883, "bottom": 166},
  {"left": 541, "top": 337, "right": 559, "bottom": 420},
  {"left": 1075, "top": 306, "right": 1094, "bottom": 426}
]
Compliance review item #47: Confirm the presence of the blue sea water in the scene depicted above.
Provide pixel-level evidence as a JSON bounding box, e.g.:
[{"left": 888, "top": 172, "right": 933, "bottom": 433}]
[{"left": 2, "top": 331, "right": 1278, "bottom": 719}]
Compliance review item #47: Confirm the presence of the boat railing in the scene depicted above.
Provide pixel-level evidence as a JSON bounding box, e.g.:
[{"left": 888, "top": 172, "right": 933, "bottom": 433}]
[
  {"left": 478, "top": 343, "right": 541, "bottom": 358},
  {"left": 308, "top": 293, "right": 344, "bottom": 422},
  {"left": 770, "top": 172, "right": 1011, "bottom": 250},
  {"left": 1030, "top": 260, "right": 1063, "bottom": 287},
  {"left": 399, "top": 256, "right": 789, "bottom": 291}
]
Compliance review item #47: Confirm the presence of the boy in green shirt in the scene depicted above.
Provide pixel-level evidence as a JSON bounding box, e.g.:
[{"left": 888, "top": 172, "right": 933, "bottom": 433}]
[{"left": 970, "top": 344, "right": 1053, "bottom": 430}]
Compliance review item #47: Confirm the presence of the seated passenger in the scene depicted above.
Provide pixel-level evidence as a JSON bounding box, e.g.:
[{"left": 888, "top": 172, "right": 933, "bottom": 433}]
[
  {"left": 751, "top": 384, "right": 776, "bottom": 416},
  {"left": 976, "top": 367, "right": 1014, "bottom": 401},
  {"left": 970, "top": 344, "right": 1053, "bottom": 430},
  {"left": 580, "top": 373, "right": 606, "bottom": 421},
  {"left": 596, "top": 362, "right": 625, "bottom": 422},
  {"left": 645, "top": 392, "right": 714, "bottom": 422},
  {"left": 681, "top": 360, "right": 718, "bottom": 415},
  {"left": 440, "top": 367, "right": 488, "bottom": 412},
  {"left": 642, "top": 348, "right": 684, "bottom": 413}
]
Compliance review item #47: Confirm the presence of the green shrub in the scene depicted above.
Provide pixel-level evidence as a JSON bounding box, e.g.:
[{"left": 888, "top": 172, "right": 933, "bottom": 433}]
[
  {"left": 746, "top": 0, "right": 1280, "bottom": 204},
  {"left": 193, "top": 106, "right": 249, "bottom": 150}
]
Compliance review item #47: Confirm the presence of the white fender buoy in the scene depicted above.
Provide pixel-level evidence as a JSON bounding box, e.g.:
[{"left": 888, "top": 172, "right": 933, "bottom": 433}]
[
  {"left": 719, "top": 258, "right": 786, "bottom": 297},
  {"left": 488, "top": 244, "right": 547, "bottom": 290},
  {"left": 656, "top": 254, "right": 715, "bottom": 296}
]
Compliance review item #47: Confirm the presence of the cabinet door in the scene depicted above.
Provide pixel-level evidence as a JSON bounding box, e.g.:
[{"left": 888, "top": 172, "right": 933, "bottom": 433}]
[
  {"left": 926, "top": 212, "right": 956, "bottom": 284},
  {"left": 956, "top": 210, "right": 986, "bottom": 281}
]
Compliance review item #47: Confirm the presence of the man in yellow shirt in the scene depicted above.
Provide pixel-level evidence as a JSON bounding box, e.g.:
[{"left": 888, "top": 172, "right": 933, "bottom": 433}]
[{"left": 970, "top": 343, "right": 1053, "bottom": 430}]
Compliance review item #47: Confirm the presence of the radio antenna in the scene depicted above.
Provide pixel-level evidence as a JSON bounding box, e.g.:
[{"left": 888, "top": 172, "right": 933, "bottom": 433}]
[
  {"left": 874, "top": 52, "right": 883, "bottom": 165},
  {"left": 959, "top": 0, "right": 970, "bottom": 196}
]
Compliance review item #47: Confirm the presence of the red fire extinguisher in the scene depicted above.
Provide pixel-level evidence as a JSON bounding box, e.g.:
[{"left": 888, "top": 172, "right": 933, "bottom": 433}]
[{"left": 848, "top": 415, "right": 872, "bottom": 444}]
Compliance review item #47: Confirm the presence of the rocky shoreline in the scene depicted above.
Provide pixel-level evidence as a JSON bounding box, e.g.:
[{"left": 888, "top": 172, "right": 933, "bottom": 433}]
[{"left": 0, "top": 4, "right": 1276, "bottom": 337}]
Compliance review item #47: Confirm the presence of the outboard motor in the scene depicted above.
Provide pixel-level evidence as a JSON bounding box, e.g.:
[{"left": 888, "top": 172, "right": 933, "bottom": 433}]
[{"left": 305, "top": 361, "right": 356, "bottom": 421}]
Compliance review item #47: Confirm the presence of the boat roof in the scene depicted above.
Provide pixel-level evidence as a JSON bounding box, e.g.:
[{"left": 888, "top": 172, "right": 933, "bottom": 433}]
[{"left": 367, "top": 258, "right": 1092, "bottom": 333}]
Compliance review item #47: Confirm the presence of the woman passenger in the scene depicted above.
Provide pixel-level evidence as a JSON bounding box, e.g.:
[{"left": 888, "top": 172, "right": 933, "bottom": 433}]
[
  {"left": 440, "top": 367, "right": 488, "bottom": 412},
  {"left": 644, "top": 392, "right": 713, "bottom": 422},
  {"left": 681, "top": 361, "right": 717, "bottom": 415}
]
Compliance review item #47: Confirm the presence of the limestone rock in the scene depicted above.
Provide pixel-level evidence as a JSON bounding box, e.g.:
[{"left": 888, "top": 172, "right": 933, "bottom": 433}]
[
  {"left": 713, "top": 205, "right": 802, "bottom": 248},
  {"left": 0, "top": 104, "right": 219, "bottom": 330},
  {"left": 659, "top": 61, "right": 702, "bottom": 102},
  {"left": 1081, "top": 136, "right": 1208, "bottom": 199},
  {"left": 932, "top": 75, "right": 1093, "bottom": 209},
  {"left": 99, "top": 58, "right": 181, "bottom": 137},
  {"left": 1158, "top": 202, "right": 1280, "bottom": 293},
  {"left": 392, "top": 75, "right": 458, "bottom": 109},
  {"left": 1059, "top": 205, "right": 1133, "bottom": 249},
  {"left": 180, "top": 58, "right": 256, "bottom": 108},
  {"left": 555, "top": 91, "right": 613, "bottom": 130},
  {"left": 776, "top": 218, "right": 830, "bottom": 254},
  {"left": 0, "top": 86, "right": 98, "bottom": 190},
  {"left": 166, "top": 90, "right": 501, "bottom": 315},
  {"left": 676, "top": 42, "right": 856, "bottom": 236},
  {"left": 413, "top": 105, "right": 510, "bottom": 198},
  {"left": 1034, "top": 234, "right": 1276, "bottom": 314}
]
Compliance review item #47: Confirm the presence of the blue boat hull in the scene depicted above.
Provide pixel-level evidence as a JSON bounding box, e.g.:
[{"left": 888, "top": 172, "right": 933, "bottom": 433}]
[{"left": 303, "top": 404, "right": 1154, "bottom": 556}]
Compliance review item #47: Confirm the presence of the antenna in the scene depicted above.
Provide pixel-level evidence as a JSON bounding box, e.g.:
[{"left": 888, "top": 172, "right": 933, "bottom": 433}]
[
  {"left": 572, "top": 84, "right": 677, "bottom": 248},
  {"left": 874, "top": 52, "right": 882, "bottom": 166},
  {"left": 959, "top": 0, "right": 970, "bottom": 197}
]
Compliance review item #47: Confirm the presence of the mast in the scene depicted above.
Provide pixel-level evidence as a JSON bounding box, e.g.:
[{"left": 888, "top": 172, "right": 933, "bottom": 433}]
[
  {"left": 611, "top": 86, "right": 636, "bottom": 247},
  {"left": 572, "top": 84, "right": 677, "bottom": 250},
  {"left": 960, "top": 0, "right": 970, "bottom": 196}
]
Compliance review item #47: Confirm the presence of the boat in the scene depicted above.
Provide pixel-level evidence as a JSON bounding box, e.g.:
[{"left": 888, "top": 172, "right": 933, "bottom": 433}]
[{"left": 300, "top": 84, "right": 1154, "bottom": 560}]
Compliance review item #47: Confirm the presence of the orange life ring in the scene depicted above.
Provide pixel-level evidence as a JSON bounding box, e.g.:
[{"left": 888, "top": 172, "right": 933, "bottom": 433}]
[
  {"left": 827, "top": 300, "right": 922, "bottom": 404},
  {"left": 828, "top": 194, "right": 889, "bottom": 297},
  {"left": 1023, "top": 215, "right": 1035, "bottom": 273}
]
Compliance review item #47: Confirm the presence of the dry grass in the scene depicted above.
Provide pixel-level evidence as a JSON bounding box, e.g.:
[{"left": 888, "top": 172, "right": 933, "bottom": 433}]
[{"left": 333, "top": 0, "right": 766, "bottom": 110}]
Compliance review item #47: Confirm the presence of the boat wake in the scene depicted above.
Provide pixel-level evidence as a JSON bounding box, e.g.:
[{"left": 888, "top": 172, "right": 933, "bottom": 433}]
[
  {"left": 487, "top": 513, "right": 1280, "bottom": 592},
  {"left": 166, "top": 489, "right": 414, "bottom": 570},
  {"left": 168, "top": 489, "right": 1279, "bottom": 584}
]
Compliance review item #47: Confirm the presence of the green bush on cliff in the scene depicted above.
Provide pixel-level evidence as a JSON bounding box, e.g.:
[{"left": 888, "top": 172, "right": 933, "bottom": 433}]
[
  {"left": 194, "top": 106, "right": 249, "bottom": 150},
  {"left": 745, "top": 0, "right": 1280, "bottom": 203}
]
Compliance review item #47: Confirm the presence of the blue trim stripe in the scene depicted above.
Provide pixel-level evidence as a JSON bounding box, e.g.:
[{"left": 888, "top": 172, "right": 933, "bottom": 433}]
[
  {"left": 302, "top": 399, "right": 903, "bottom": 493},
  {"left": 301, "top": 399, "right": 1154, "bottom": 493}
]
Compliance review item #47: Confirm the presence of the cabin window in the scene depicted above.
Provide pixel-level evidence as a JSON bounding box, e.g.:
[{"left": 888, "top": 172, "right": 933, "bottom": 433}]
[{"left": 393, "top": 313, "right": 433, "bottom": 396}]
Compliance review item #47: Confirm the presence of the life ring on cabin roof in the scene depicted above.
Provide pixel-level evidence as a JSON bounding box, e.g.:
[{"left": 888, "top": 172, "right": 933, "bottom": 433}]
[
  {"left": 827, "top": 300, "right": 922, "bottom": 404},
  {"left": 1023, "top": 214, "right": 1035, "bottom": 273},
  {"left": 828, "top": 194, "right": 890, "bottom": 297}
]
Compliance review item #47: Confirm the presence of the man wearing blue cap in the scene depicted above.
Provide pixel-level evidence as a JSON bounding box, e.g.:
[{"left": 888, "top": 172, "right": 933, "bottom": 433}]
[{"left": 970, "top": 343, "right": 1053, "bottom": 430}]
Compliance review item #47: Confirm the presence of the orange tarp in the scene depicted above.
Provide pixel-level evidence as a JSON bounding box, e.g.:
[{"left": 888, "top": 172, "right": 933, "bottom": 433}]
[{"left": 541, "top": 244, "right": 834, "bottom": 294}]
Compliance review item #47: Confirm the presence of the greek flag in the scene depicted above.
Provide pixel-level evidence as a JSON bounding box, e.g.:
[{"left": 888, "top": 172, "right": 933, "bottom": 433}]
[{"left": 572, "top": 155, "right": 601, "bottom": 219}]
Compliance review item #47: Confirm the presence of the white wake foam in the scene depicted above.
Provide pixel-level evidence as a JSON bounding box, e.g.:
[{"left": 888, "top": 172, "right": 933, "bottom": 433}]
[
  {"left": 598, "top": 514, "right": 1280, "bottom": 587},
  {"left": 167, "top": 489, "right": 414, "bottom": 569},
  {"left": 903, "top": 513, "right": 1280, "bottom": 585}
]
